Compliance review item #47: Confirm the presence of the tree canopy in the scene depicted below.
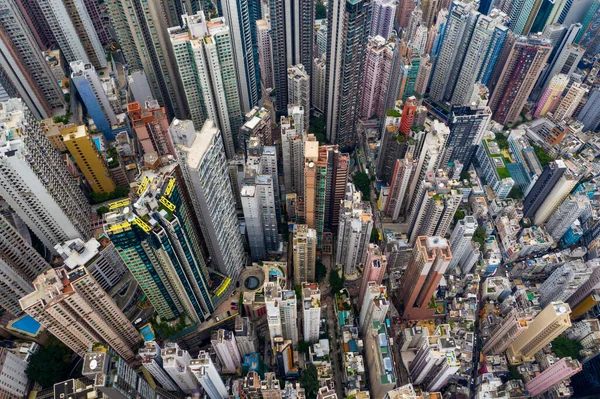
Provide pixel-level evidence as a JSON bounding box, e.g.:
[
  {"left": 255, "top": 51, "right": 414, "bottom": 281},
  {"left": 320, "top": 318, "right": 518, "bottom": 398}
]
[
  {"left": 453, "top": 209, "right": 465, "bottom": 225},
  {"left": 353, "top": 172, "right": 371, "bottom": 199},
  {"left": 298, "top": 340, "right": 311, "bottom": 354},
  {"left": 531, "top": 143, "right": 553, "bottom": 168},
  {"left": 370, "top": 227, "right": 379, "bottom": 243},
  {"left": 26, "top": 341, "right": 72, "bottom": 388},
  {"left": 315, "top": 2, "right": 327, "bottom": 19},
  {"left": 315, "top": 261, "right": 327, "bottom": 282},
  {"left": 329, "top": 269, "right": 345, "bottom": 293},
  {"left": 473, "top": 226, "right": 486, "bottom": 252},
  {"left": 507, "top": 185, "right": 523, "bottom": 199},
  {"left": 300, "top": 363, "right": 319, "bottom": 399},
  {"left": 552, "top": 336, "right": 583, "bottom": 359}
]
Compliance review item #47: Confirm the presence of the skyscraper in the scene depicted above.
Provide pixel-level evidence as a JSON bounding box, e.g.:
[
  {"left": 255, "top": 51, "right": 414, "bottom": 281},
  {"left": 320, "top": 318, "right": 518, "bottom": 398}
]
[
  {"left": 0, "top": 348, "right": 29, "bottom": 398},
  {"left": 507, "top": 302, "right": 572, "bottom": 363},
  {"left": 211, "top": 329, "right": 242, "bottom": 373},
  {"left": 106, "top": 0, "right": 186, "bottom": 119},
  {"left": 371, "top": 0, "right": 397, "bottom": 40},
  {"left": 270, "top": 0, "right": 314, "bottom": 113},
  {"left": 190, "top": 351, "right": 229, "bottom": 399},
  {"left": 0, "top": 99, "right": 91, "bottom": 253},
  {"left": 336, "top": 184, "right": 374, "bottom": 276},
  {"left": 13, "top": 0, "right": 56, "bottom": 49},
  {"left": 293, "top": 224, "right": 317, "bottom": 285},
  {"left": 0, "top": 0, "right": 65, "bottom": 118},
  {"left": 554, "top": 81, "right": 588, "bottom": 121},
  {"left": 128, "top": 100, "right": 175, "bottom": 157},
  {"left": 577, "top": 88, "right": 600, "bottom": 132},
  {"left": 265, "top": 281, "right": 299, "bottom": 346},
  {"left": 221, "top": 0, "right": 260, "bottom": 112},
  {"left": 489, "top": 35, "right": 552, "bottom": 125},
  {"left": 396, "top": 0, "right": 415, "bottom": 27},
  {"left": 281, "top": 110, "right": 306, "bottom": 194},
  {"left": 62, "top": 125, "right": 116, "bottom": 193},
  {"left": 545, "top": 194, "right": 589, "bottom": 241},
  {"left": 312, "top": 58, "right": 327, "bottom": 113},
  {"left": 359, "top": 283, "right": 389, "bottom": 334},
  {"left": 447, "top": 216, "right": 478, "bottom": 272},
  {"left": 360, "top": 36, "right": 396, "bottom": 120},
  {"left": 171, "top": 119, "right": 245, "bottom": 282},
  {"left": 358, "top": 244, "right": 388, "bottom": 305},
  {"left": 38, "top": 0, "right": 106, "bottom": 68},
  {"left": 441, "top": 104, "right": 492, "bottom": 169},
  {"left": 139, "top": 341, "right": 179, "bottom": 392},
  {"left": 534, "top": 73, "right": 569, "bottom": 117},
  {"left": 385, "top": 156, "right": 416, "bottom": 221},
  {"left": 257, "top": 20, "right": 275, "bottom": 93},
  {"left": 162, "top": 343, "right": 202, "bottom": 393},
  {"left": 169, "top": 12, "right": 244, "bottom": 159},
  {"left": 325, "top": 0, "right": 372, "bottom": 147},
  {"left": 234, "top": 316, "right": 259, "bottom": 356},
  {"left": 0, "top": 213, "right": 51, "bottom": 315},
  {"left": 20, "top": 267, "right": 139, "bottom": 361},
  {"left": 400, "top": 97, "right": 418, "bottom": 136},
  {"left": 302, "top": 282, "right": 321, "bottom": 343},
  {"left": 104, "top": 164, "right": 215, "bottom": 323},
  {"left": 288, "top": 64, "right": 311, "bottom": 129},
  {"left": 399, "top": 236, "right": 452, "bottom": 320},
  {"left": 575, "top": 1, "right": 600, "bottom": 56},
  {"left": 526, "top": 357, "right": 582, "bottom": 397}
]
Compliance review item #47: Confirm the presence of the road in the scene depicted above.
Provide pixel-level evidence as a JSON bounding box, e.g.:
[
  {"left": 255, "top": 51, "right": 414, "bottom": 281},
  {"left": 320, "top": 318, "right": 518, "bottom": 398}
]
[{"left": 323, "top": 297, "right": 345, "bottom": 399}]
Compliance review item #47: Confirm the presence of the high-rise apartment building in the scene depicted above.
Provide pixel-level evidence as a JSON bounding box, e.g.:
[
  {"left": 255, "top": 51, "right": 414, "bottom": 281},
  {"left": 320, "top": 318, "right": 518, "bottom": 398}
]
[
  {"left": 396, "top": 0, "right": 415, "bottom": 27},
  {"left": 242, "top": 185, "right": 267, "bottom": 261},
  {"left": 358, "top": 244, "right": 388, "bottom": 305},
  {"left": 55, "top": 237, "right": 127, "bottom": 292},
  {"left": 414, "top": 55, "right": 433, "bottom": 96},
  {"left": 336, "top": 183, "right": 374, "bottom": 276},
  {"left": 220, "top": 0, "right": 260, "bottom": 112},
  {"left": 325, "top": 0, "right": 371, "bottom": 147},
  {"left": 554, "top": 81, "right": 588, "bottom": 121},
  {"left": 0, "top": 99, "right": 91, "bottom": 253},
  {"left": 0, "top": 212, "right": 51, "bottom": 315},
  {"left": 162, "top": 342, "right": 202, "bottom": 393},
  {"left": 441, "top": 104, "right": 492, "bottom": 169},
  {"left": 190, "top": 351, "right": 229, "bottom": 399},
  {"left": 13, "top": 0, "right": 56, "bottom": 49},
  {"left": 169, "top": 12, "right": 244, "bottom": 159},
  {"left": 105, "top": 164, "right": 214, "bottom": 322},
  {"left": 20, "top": 267, "right": 139, "bottom": 361},
  {"left": 538, "top": 260, "right": 598, "bottom": 308},
  {"left": 302, "top": 282, "right": 321, "bottom": 343},
  {"left": 265, "top": 281, "right": 299, "bottom": 346},
  {"left": 376, "top": 107, "right": 408, "bottom": 184},
  {"left": 235, "top": 316, "right": 259, "bottom": 356},
  {"left": 545, "top": 194, "right": 589, "bottom": 241},
  {"left": 38, "top": 0, "right": 106, "bottom": 68},
  {"left": 128, "top": 100, "right": 175, "bottom": 157},
  {"left": 139, "top": 341, "right": 179, "bottom": 392},
  {"left": 257, "top": 20, "right": 274, "bottom": 93},
  {"left": 106, "top": 0, "right": 186, "bottom": 119},
  {"left": 447, "top": 216, "right": 478, "bottom": 272},
  {"left": 360, "top": 36, "right": 396, "bottom": 120},
  {"left": 482, "top": 307, "right": 538, "bottom": 355},
  {"left": 0, "top": 0, "right": 65, "bottom": 118},
  {"left": 385, "top": 156, "right": 416, "bottom": 221},
  {"left": 489, "top": 35, "right": 552, "bottom": 125},
  {"left": 312, "top": 58, "right": 327, "bottom": 113},
  {"left": 270, "top": 0, "right": 314, "bottom": 113},
  {"left": 507, "top": 302, "right": 572, "bottom": 364},
  {"left": 293, "top": 224, "right": 317, "bottom": 285},
  {"left": 371, "top": 0, "right": 396, "bottom": 40},
  {"left": 171, "top": 119, "right": 245, "bottom": 282},
  {"left": 281, "top": 108, "right": 306, "bottom": 194},
  {"left": 359, "top": 283, "right": 389, "bottom": 334},
  {"left": 526, "top": 357, "right": 582, "bottom": 397},
  {"left": 287, "top": 64, "right": 311, "bottom": 129},
  {"left": 211, "top": 329, "right": 242, "bottom": 373},
  {"left": 578, "top": 88, "right": 600, "bottom": 132},
  {"left": 400, "top": 236, "right": 452, "bottom": 320},
  {"left": 534, "top": 73, "right": 569, "bottom": 117},
  {"left": 62, "top": 125, "right": 116, "bottom": 193},
  {"left": 0, "top": 347, "right": 29, "bottom": 397},
  {"left": 70, "top": 61, "right": 118, "bottom": 140},
  {"left": 576, "top": 1, "right": 600, "bottom": 56}
]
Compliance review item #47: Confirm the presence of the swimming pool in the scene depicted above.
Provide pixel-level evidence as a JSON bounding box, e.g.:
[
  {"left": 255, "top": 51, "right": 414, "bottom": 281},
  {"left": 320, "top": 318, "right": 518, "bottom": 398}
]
[
  {"left": 140, "top": 324, "right": 155, "bottom": 342},
  {"left": 93, "top": 137, "right": 102, "bottom": 151},
  {"left": 11, "top": 315, "right": 42, "bottom": 336}
]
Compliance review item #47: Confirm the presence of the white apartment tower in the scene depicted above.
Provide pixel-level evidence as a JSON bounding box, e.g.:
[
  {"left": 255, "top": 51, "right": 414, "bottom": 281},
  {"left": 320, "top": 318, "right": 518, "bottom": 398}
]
[
  {"left": 190, "top": 351, "right": 229, "bottom": 399},
  {"left": 539, "top": 261, "right": 599, "bottom": 308},
  {"left": 447, "top": 216, "right": 478, "bottom": 272},
  {"left": 265, "top": 281, "right": 298, "bottom": 346},
  {"left": 359, "top": 283, "right": 390, "bottom": 335},
  {"left": 288, "top": 64, "right": 311, "bottom": 129},
  {"left": 312, "top": 58, "right": 326, "bottom": 114},
  {"left": 20, "top": 267, "right": 139, "bottom": 362},
  {"left": 293, "top": 224, "right": 317, "bottom": 285},
  {"left": 0, "top": 99, "right": 91, "bottom": 253},
  {"left": 211, "top": 329, "right": 242, "bottom": 373},
  {"left": 139, "top": 341, "right": 179, "bottom": 392},
  {"left": 162, "top": 343, "right": 202, "bottom": 393},
  {"left": 242, "top": 185, "right": 267, "bottom": 261},
  {"left": 553, "top": 82, "right": 588, "bottom": 121},
  {"left": 370, "top": 0, "right": 397, "bottom": 40},
  {"left": 545, "top": 194, "right": 589, "bottom": 241},
  {"left": 302, "top": 282, "right": 321, "bottom": 343},
  {"left": 0, "top": 348, "right": 29, "bottom": 398},
  {"left": 281, "top": 108, "right": 306, "bottom": 194},
  {"left": 336, "top": 183, "right": 374, "bottom": 276},
  {"left": 235, "top": 316, "right": 259, "bottom": 356},
  {"left": 169, "top": 12, "right": 244, "bottom": 159},
  {"left": 171, "top": 119, "right": 245, "bottom": 281},
  {"left": 257, "top": 20, "right": 275, "bottom": 92}
]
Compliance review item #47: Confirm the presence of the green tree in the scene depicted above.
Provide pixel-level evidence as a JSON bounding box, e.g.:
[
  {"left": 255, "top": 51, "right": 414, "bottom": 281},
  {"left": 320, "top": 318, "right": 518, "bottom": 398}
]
[
  {"left": 473, "top": 226, "right": 486, "bottom": 252},
  {"left": 453, "top": 209, "right": 465, "bottom": 225},
  {"left": 295, "top": 285, "right": 303, "bottom": 301},
  {"left": 309, "top": 115, "right": 327, "bottom": 144},
  {"left": 507, "top": 185, "right": 523, "bottom": 199},
  {"left": 370, "top": 227, "right": 379, "bottom": 243},
  {"left": 315, "top": 261, "right": 327, "bottom": 282},
  {"left": 315, "top": 2, "right": 327, "bottom": 19},
  {"left": 531, "top": 143, "right": 553, "bottom": 168},
  {"left": 300, "top": 364, "right": 319, "bottom": 399},
  {"left": 507, "top": 365, "right": 524, "bottom": 382},
  {"left": 96, "top": 206, "right": 109, "bottom": 217},
  {"left": 329, "top": 270, "right": 344, "bottom": 293},
  {"left": 494, "top": 132, "right": 509, "bottom": 150},
  {"left": 353, "top": 172, "right": 371, "bottom": 198},
  {"left": 298, "top": 340, "right": 311, "bottom": 354},
  {"left": 26, "top": 342, "right": 71, "bottom": 388},
  {"left": 552, "top": 336, "right": 583, "bottom": 359}
]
